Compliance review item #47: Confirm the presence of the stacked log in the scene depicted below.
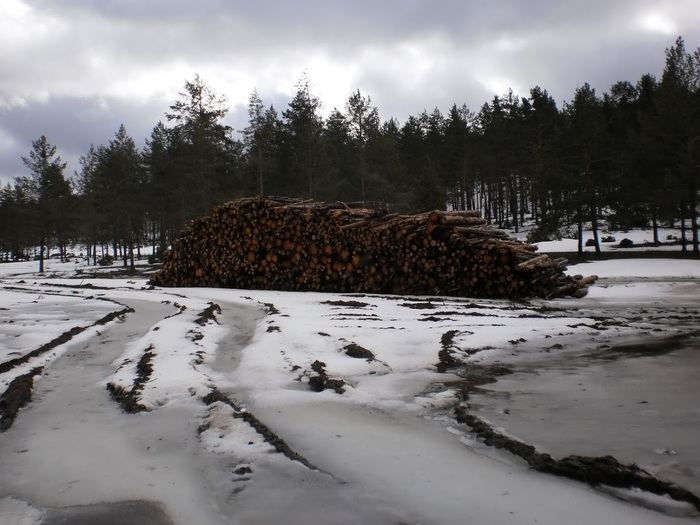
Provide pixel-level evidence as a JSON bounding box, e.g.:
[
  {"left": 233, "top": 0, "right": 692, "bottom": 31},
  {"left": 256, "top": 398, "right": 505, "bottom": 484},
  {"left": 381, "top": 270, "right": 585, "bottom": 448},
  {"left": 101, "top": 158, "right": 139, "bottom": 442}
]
[{"left": 152, "top": 197, "right": 595, "bottom": 299}]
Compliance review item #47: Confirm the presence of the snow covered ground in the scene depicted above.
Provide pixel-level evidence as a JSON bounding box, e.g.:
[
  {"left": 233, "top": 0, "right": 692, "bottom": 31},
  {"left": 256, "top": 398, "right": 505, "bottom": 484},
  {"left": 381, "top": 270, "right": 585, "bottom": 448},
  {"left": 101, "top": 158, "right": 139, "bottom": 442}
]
[
  {"left": 0, "top": 290, "right": 116, "bottom": 362},
  {"left": 568, "top": 257, "right": 700, "bottom": 279},
  {"left": 511, "top": 223, "right": 698, "bottom": 253},
  {"left": 1, "top": 255, "right": 699, "bottom": 524}
]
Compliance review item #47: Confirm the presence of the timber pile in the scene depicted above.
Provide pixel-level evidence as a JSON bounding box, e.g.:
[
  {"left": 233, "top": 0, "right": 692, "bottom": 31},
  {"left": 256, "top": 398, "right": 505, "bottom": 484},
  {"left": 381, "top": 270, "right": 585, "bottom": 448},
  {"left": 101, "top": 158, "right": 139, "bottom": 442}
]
[{"left": 152, "top": 197, "right": 595, "bottom": 299}]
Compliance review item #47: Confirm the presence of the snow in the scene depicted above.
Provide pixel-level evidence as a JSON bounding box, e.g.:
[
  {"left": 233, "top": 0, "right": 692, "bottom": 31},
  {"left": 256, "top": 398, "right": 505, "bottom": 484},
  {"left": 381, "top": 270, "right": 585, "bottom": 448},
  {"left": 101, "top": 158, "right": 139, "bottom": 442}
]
[
  {"left": 0, "top": 289, "right": 116, "bottom": 362},
  {"left": 0, "top": 497, "right": 43, "bottom": 525},
  {"left": 105, "top": 293, "right": 229, "bottom": 410},
  {"left": 468, "top": 336, "right": 700, "bottom": 494},
  {"left": 531, "top": 226, "right": 696, "bottom": 253},
  {"left": 0, "top": 257, "right": 699, "bottom": 524},
  {"left": 568, "top": 258, "right": 700, "bottom": 278},
  {"left": 598, "top": 486, "right": 699, "bottom": 517}
]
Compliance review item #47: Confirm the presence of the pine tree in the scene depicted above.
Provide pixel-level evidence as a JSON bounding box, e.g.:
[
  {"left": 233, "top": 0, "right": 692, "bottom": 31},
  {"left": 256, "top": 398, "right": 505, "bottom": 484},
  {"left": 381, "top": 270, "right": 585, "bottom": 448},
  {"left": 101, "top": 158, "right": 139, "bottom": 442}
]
[
  {"left": 96, "top": 125, "right": 145, "bottom": 269},
  {"left": 244, "top": 91, "right": 280, "bottom": 196},
  {"left": 443, "top": 104, "right": 473, "bottom": 210},
  {"left": 346, "top": 90, "right": 380, "bottom": 201},
  {"left": 282, "top": 75, "right": 323, "bottom": 198},
  {"left": 564, "top": 83, "right": 609, "bottom": 254},
  {"left": 166, "top": 75, "right": 233, "bottom": 217},
  {"left": 143, "top": 122, "right": 171, "bottom": 255},
  {"left": 523, "top": 86, "right": 563, "bottom": 237},
  {"left": 321, "top": 108, "right": 354, "bottom": 200},
  {"left": 20, "top": 136, "right": 71, "bottom": 271}
]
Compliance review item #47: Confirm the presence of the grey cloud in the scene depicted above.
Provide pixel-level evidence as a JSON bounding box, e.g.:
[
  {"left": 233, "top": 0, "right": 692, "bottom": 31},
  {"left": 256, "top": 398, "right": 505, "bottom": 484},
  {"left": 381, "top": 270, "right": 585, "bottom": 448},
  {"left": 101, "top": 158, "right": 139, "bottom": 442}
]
[
  {"left": 0, "top": 95, "right": 166, "bottom": 181},
  {"left": 1, "top": 0, "right": 699, "bottom": 183}
]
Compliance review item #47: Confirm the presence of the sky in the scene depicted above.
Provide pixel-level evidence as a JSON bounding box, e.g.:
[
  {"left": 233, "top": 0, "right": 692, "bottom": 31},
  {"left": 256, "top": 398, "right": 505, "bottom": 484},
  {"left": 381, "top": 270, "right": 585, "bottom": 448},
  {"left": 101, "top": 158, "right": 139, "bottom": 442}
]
[{"left": 1, "top": 0, "right": 699, "bottom": 185}]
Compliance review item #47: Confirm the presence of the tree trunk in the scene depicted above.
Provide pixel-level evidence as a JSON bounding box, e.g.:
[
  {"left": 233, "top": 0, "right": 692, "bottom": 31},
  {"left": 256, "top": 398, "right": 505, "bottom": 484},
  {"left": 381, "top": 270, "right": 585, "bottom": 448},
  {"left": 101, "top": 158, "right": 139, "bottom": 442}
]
[
  {"left": 690, "top": 185, "right": 698, "bottom": 253},
  {"left": 591, "top": 207, "right": 601, "bottom": 256},
  {"left": 652, "top": 213, "right": 659, "bottom": 246},
  {"left": 680, "top": 206, "right": 687, "bottom": 253},
  {"left": 38, "top": 238, "right": 45, "bottom": 273},
  {"left": 258, "top": 148, "right": 264, "bottom": 196},
  {"left": 152, "top": 221, "right": 157, "bottom": 256},
  {"left": 577, "top": 208, "right": 584, "bottom": 255},
  {"left": 510, "top": 178, "right": 518, "bottom": 233}
]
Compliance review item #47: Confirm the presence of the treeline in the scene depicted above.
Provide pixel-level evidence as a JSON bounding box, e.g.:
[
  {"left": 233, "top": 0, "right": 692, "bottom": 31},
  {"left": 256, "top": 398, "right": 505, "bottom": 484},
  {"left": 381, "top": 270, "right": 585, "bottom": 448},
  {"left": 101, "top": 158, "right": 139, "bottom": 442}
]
[{"left": 1, "top": 37, "right": 699, "bottom": 269}]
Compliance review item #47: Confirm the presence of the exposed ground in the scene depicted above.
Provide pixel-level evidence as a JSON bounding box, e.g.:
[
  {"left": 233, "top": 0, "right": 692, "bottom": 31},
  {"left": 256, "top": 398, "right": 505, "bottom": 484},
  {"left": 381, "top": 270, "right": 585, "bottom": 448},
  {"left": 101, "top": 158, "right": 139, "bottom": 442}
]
[{"left": 0, "top": 256, "right": 699, "bottom": 524}]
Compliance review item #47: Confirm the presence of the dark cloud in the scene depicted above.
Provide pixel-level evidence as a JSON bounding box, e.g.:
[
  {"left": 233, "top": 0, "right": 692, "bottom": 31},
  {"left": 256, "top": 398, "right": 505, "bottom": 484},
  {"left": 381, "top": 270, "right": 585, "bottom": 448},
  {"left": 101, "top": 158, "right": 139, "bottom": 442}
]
[{"left": 1, "top": 0, "right": 699, "bottom": 183}]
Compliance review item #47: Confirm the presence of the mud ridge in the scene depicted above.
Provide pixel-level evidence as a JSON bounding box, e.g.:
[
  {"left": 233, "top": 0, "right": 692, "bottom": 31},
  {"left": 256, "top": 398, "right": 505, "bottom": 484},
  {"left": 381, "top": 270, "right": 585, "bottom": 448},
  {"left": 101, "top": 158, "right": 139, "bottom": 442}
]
[
  {"left": 195, "top": 302, "right": 222, "bottom": 326},
  {"left": 343, "top": 343, "right": 375, "bottom": 361},
  {"left": 321, "top": 300, "right": 372, "bottom": 308},
  {"left": 39, "top": 281, "right": 118, "bottom": 290},
  {"left": 454, "top": 407, "right": 700, "bottom": 512},
  {"left": 0, "top": 367, "right": 43, "bottom": 431},
  {"left": 0, "top": 306, "right": 134, "bottom": 374},
  {"left": 107, "top": 345, "right": 155, "bottom": 413},
  {"left": 308, "top": 360, "right": 346, "bottom": 393},
  {"left": 202, "top": 388, "right": 319, "bottom": 471}
]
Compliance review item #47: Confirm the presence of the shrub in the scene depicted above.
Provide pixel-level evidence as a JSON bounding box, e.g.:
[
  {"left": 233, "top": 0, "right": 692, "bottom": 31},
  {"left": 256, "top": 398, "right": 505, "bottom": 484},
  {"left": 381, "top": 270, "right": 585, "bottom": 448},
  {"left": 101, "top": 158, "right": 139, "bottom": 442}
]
[
  {"left": 618, "top": 238, "right": 634, "bottom": 248},
  {"left": 97, "top": 254, "right": 114, "bottom": 266}
]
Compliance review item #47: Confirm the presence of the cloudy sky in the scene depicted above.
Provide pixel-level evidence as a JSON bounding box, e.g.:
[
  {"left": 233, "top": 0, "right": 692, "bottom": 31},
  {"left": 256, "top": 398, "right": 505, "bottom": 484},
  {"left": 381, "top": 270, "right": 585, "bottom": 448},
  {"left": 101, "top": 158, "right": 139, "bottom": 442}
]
[{"left": 1, "top": 0, "right": 699, "bottom": 184}]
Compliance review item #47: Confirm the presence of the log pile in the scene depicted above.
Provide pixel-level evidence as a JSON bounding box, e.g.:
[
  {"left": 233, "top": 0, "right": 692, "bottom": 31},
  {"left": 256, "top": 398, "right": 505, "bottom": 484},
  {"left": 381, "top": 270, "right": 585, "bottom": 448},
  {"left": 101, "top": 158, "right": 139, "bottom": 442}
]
[{"left": 152, "top": 197, "right": 595, "bottom": 299}]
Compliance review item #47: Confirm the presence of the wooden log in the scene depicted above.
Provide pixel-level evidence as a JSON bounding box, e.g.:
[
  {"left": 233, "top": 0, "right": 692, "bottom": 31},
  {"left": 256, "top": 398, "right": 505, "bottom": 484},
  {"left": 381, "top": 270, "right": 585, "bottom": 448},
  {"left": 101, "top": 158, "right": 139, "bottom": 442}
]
[{"left": 151, "top": 196, "right": 593, "bottom": 299}]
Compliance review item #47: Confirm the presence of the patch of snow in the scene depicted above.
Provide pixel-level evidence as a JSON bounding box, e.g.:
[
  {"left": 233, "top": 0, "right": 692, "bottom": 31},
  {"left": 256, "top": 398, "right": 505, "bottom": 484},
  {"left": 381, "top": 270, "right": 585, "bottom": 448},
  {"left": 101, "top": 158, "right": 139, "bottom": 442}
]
[
  {"left": 568, "top": 258, "right": 700, "bottom": 279},
  {"left": 598, "top": 486, "right": 699, "bottom": 517},
  {"left": 533, "top": 226, "right": 696, "bottom": 253},
  {"left": 0, "top": 497, "right": 44, "bottom": 525}
]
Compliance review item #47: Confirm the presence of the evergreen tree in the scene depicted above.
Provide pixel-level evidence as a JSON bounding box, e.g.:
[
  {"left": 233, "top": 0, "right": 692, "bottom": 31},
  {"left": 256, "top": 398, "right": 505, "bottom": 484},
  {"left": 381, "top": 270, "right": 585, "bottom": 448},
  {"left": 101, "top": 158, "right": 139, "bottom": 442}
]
[
  {"left": 320, "top": 108, "right": 354, "bottom": 200},
  {"left": 443, "top": 104, "right": 473, "bottom": 210},
  {"left": 142, "top": 122, "right": 172, "bottom": 255},
  {"left": 564, "top": 83, "right": 609, "bottom": 254},
  {"left": 97, "top": 125, "right": 145, "bottom": 269},
  {"left": 166, "top": 75, "right": 234, "bottom": 218},
  {"left": 654, "top": 37, "right": 699, "bottom": 251},
  {"left": 346, "top": 90, "right": 380, "bottom": 201},
  {"left": 282, "top": 76, "right": 323, "bottom": 198},
  {"left": 20, "top": 136, "right": 71, "bottom": 271},
  {"left": 523, "top": 86, "right": 564, "bottom": 236},
  {"left": 244, "top": 91, "right": 280, "bottom": 196}
]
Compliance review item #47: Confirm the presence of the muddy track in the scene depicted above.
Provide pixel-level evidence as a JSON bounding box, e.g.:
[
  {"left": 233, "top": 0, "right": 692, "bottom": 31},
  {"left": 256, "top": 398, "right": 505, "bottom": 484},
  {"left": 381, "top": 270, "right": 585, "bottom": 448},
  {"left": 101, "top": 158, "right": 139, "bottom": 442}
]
[
  {"left": 0, "top": 367, "right": 43, "bottom": 432},
  {"left": 436, "top": 321, "right": 700, "bottom": 512},
  {"left": 106, "top": 345, "right": 155, "bottom": 413},
  {"left": 0, "top": 305, "right": 134, "bottom": 374},
  {"left": 107, "top": 302, "right": 222, "bottom": 413},
  {"left": 202, "top": 388, "right": 320, "bottom": 471},
  {"left": 194, "top": 302, "right": 222, "bottom": 325},
  {"left": 454, "top": 406, "right": 700, "bottom": 511}
]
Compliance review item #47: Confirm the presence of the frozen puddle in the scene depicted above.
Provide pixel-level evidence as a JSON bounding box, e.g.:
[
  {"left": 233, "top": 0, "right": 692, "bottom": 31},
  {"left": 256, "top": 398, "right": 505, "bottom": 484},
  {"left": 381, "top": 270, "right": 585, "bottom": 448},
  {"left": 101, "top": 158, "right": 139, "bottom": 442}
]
[
  {"left": 0, "top": 497, "right": 173, "bottom": 525},
  {"left": 43, "top": 500, "right": 173, "bottom": 525},
  {"left": 468, "top": 335, "right": 700, "bottom": 495}
]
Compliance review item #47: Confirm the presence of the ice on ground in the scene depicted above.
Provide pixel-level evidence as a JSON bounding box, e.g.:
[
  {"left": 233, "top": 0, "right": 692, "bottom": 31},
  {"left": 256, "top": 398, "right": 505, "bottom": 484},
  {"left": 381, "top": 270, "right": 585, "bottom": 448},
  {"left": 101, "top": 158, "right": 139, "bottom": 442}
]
[
  {"left": 105, "top": 292, "right": 230, "bottom": 410},
  {"left": 0, "top": 290, "right": 116, "bottom": 362},
  {"left": 468, "top": 335, "right": 700, "bottom": 494},
  {"left": 598, "top": 486, "right": 699, "bottom": 517},
  {"left": 1, "top": 257, "right": 699, "bottom": 524},
  {"left": 0, "top": 497, "right": 44, "bottom": 525}
]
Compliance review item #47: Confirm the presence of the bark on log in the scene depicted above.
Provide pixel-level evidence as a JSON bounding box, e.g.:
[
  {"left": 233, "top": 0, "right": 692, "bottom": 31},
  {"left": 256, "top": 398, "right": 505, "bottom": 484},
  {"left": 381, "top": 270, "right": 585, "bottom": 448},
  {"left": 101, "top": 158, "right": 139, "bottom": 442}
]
[{"left": 152, "top": 197, "right": 593, "bottom": 299}]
